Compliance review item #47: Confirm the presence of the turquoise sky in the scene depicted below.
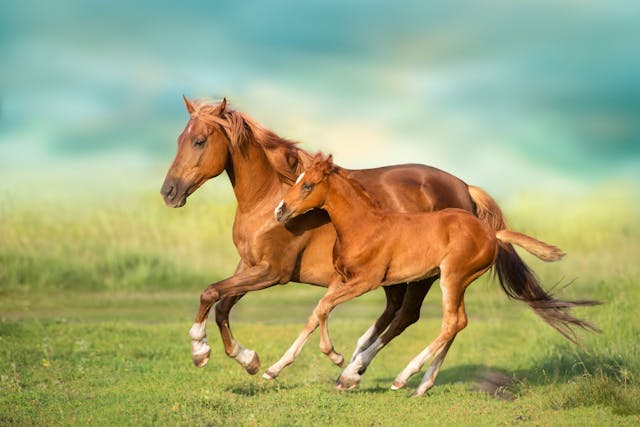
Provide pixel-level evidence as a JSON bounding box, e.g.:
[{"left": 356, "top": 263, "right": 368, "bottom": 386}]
[{"left": 1, "top": 0, "right": 638, "bottom": 198}]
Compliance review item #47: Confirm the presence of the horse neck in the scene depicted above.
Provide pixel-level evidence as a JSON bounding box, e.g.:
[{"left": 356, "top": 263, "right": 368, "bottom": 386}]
[
  {"left": 323, "top": 171, "right": 381, "bottom": 240},
  {"left": 226, "top": 140, "right": 281, "bottom": 212}
]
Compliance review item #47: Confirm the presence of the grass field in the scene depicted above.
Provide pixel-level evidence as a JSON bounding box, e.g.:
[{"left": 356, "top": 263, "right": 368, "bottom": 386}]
[{"left": 1, "top": 184, "right": 639, "bottom": 426}]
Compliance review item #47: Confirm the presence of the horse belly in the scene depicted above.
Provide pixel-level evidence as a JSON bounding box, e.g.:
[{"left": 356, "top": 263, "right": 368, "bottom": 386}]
[{"left": 382, "top": 236, "right": 441, "bottom": 285}]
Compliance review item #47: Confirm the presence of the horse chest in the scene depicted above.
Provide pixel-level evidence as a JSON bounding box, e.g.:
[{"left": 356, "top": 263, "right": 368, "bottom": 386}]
[{"left": 233, "top": 212, "right": 298, "bottom": 265}]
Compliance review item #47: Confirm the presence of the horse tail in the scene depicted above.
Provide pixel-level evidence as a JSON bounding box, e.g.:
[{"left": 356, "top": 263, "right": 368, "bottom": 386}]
[
  {"left": 468, "top": 185, "right": 600, "bottom": 344},
  {"left": 495, "top": 230, "right": 565, "bottom": 262}
]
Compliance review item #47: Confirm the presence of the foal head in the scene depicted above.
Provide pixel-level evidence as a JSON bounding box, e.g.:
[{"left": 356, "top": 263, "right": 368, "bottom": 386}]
[
  {"left": 275, "top": 153, "right": 334, "bottom": 224},
  {"left": 161, "top": 96, "right": 230, "bottom": 208}
]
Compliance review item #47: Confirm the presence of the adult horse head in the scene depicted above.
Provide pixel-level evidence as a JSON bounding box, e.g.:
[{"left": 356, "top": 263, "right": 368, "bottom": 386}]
[{"left": 161, "top": 96, "right": 230, "bottom": 208}]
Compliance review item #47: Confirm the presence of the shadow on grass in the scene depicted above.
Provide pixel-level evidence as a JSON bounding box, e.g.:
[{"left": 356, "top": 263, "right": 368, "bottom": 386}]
[
  {"left": 226, "top": 381, "right": 298, "bottom": 396},
  {"left": 370, "top": 349, "right": 638, "bottom": 415}
]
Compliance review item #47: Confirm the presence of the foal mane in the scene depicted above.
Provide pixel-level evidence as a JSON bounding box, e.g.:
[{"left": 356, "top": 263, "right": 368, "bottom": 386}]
[
  {"left": 191, "top": 100, "right": 313, "bottom": 185},
  {"left": 332, "top": 166, "right": 384, "bottom": 210}
]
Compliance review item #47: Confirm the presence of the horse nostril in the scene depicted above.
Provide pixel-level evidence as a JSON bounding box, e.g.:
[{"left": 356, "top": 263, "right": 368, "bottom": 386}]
[{"left": 163, "top": 185, "right": 176, "bottom": 199}]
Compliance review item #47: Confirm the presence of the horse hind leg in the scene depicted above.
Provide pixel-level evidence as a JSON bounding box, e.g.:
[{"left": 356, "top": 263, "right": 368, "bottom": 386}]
[
  {"left": 337, "top": 279, "right": 434, "bottom": 391},
  {"left": 348, "top": 284, "right": 407, "bottom": 364}
]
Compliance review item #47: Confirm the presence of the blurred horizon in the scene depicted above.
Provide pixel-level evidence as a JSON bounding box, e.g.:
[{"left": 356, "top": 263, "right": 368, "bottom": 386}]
[{"left": 1, "top": 0, "right": 639, "bottom": 201}]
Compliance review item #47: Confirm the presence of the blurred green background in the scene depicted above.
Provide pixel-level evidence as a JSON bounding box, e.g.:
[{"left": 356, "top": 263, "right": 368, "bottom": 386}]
[{"left": 1, "top": 0, "right": 639, "bottom": 201}]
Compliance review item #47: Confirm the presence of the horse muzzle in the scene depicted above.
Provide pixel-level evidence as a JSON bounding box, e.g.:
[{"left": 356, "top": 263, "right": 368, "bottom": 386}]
[{"left": 161, "top": 179, "right": 188, "bottom": 208}]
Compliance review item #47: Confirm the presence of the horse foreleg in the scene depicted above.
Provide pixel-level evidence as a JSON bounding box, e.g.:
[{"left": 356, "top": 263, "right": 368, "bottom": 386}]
[
  {"left": 215, "top": 294, "right": 260, "bottom": 375},
  {"left": 337, "top": 278, "right": 434, "bottom": 390},
  {"left": 190, "top": 262, "right": 279, "bottom": 368}
]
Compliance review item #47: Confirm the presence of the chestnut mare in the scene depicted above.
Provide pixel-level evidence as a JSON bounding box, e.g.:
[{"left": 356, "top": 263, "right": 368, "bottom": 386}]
[
  {"left": 161, "top": 97, "right": 597, "bottom": 383},
  {"left": 274, "top": 154, "right": 598, "bottom": 395}
]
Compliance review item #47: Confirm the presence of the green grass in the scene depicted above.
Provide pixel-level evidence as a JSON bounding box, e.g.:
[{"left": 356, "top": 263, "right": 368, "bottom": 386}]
[{"left": 1, "top": 185, "right": 639, "bottom": 425}]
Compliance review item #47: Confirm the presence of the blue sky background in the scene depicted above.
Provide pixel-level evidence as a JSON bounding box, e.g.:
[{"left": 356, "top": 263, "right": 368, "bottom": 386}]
[{"left": 1, "top": 0, "right": 638, "bottom": 200}]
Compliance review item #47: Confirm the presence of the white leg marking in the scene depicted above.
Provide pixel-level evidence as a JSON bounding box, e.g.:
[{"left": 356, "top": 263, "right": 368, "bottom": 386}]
[
  {"left": 341, "top": 338, "right": 384, "bottom": 382},
  {"left": 189, "top": 321, "right": 210, "bottom": 356},
  {"left": 234, "top": 345, "right": 256, "bottom": 366},
  {"left": 263, "top": 333, "right": 311, "bottom": 379},
  {"left": 350, "top": 324, "right": 377, "bottom": 363},
  {"left": 391, "top": 346, "right": 433, "bottom": 390}
]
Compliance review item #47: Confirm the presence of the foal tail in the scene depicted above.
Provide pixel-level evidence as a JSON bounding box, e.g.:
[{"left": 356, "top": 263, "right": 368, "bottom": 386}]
[
  {"left": 468, "top": 185, "right": 600, "bottom": 344},
  {"left": 495, "top": 230, "right": 565, "bottom": 262}
]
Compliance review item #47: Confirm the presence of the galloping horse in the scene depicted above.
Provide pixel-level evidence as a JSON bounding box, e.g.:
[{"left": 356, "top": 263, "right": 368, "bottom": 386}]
[
  {"left": 273, "top": 153, "right": 599, "bottom": 395},
  {"left": 161, "top": 97, "right": 595, "bottom": 382}
]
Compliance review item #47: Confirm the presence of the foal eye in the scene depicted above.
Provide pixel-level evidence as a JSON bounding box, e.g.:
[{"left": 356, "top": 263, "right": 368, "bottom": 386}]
[{"left": 302, "top": 183, "right": 313, "bottom": 191}]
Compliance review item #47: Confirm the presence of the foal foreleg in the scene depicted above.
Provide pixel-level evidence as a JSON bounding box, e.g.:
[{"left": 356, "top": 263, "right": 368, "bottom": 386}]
[
  {"left": 262, "top": 310, "right": 320, "bottom": 380},
  {"left": 264, "top": 277, "right": 374, "bottom": 380},
  {"left": 317, "top": 278, "right": 376, "bottom": 369},
  {"left": 190, "top": 263, "right": 279, "bottom": 367}
]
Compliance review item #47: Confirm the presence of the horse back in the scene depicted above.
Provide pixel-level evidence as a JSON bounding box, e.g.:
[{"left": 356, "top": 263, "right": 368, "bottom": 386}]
[{"left": 347, "top": 164, "right": 474, "bottom": 214}]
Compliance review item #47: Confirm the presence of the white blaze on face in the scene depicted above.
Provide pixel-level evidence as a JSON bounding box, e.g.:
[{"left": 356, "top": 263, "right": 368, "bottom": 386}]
[
  {"left": 295, "top": 172, "right": 306, "bottom": 184},
  {"left": 274, "top": 199, "right": 285, "bottom": 220}
]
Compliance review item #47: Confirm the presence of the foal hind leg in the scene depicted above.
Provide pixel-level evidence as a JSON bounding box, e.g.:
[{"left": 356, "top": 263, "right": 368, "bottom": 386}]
[
  {"left": 390, "top": 277, "right": 468, "bottom": 391},
  {"left": 349, "top": 284, "right": 407, "bottom": 364},
  {"left": 337, "top": 279, "right": 434, "bottom": 390},
  {"left": 411, "top": 301, "right": 467, "bottom": 397},
  {"left": 215, "top": 294, "right": 260, "bottom": 375}
]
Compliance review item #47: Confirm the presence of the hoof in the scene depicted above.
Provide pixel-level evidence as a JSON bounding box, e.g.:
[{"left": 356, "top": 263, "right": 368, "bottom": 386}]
[
  {"left": 390, "top": 379, "right": 405, "bottom": 390},
  {"left": 329, "top": 352, "right": 344, "bottom": 367},
  {"left": 336, "top": 374, "right": 360, "bottom": 391},
  {"left": 244, "top": 351, "right": 261, "bottom": 375},
  {"left": 262, "top": 370, "right": 277, "bottom": 380},
  {"left": 192, "top": 344, "right": 211, "bottom": 368}
]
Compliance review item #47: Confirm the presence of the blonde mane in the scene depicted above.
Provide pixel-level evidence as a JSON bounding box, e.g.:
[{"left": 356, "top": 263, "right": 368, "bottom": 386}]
[{"left": 190, "top": 100, "right": 313, "bottom": 184}]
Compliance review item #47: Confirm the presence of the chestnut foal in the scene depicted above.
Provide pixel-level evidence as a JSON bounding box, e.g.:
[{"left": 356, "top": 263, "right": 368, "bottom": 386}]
[{"left": 271, "top": 154, "right": 570, "bottom": 396}]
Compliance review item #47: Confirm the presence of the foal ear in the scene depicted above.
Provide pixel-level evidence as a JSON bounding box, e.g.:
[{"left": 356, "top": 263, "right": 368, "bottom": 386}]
[
  {"left": 218, "top": 97, "right": 227, "bottom": 114},
  {"left": 183, "top": 95, "right": 196, "bottom": 115}
]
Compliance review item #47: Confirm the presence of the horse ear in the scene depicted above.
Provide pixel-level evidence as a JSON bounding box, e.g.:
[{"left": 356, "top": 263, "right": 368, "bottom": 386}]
[
  {"left": 219, "top": 97, "right": 227, "bottom": 113},
  {"left": 183, "top": 95, "right": 195, "bottom": 114},
  {"left": 324, "top": 154, "right": 334, "bottom": 175}
]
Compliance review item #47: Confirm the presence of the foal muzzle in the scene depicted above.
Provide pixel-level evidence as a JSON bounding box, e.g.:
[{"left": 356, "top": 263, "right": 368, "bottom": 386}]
[{"left": 275, "top": 201, "right": 293, "bottom": 224}]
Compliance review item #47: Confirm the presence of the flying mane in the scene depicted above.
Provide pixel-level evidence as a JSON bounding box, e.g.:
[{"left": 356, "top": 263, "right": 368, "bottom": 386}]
[{"left": 190, "top": 100, "right": 314, "bottom": 184}]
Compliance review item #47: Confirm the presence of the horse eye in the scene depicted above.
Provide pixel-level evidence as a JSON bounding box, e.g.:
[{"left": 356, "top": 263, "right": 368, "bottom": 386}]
[
  {"left": 194, "top": 138, "right": 206, "bottom": 147},
  {"left": 302, "top": 183, "right": 313, "bottom": 191}
]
